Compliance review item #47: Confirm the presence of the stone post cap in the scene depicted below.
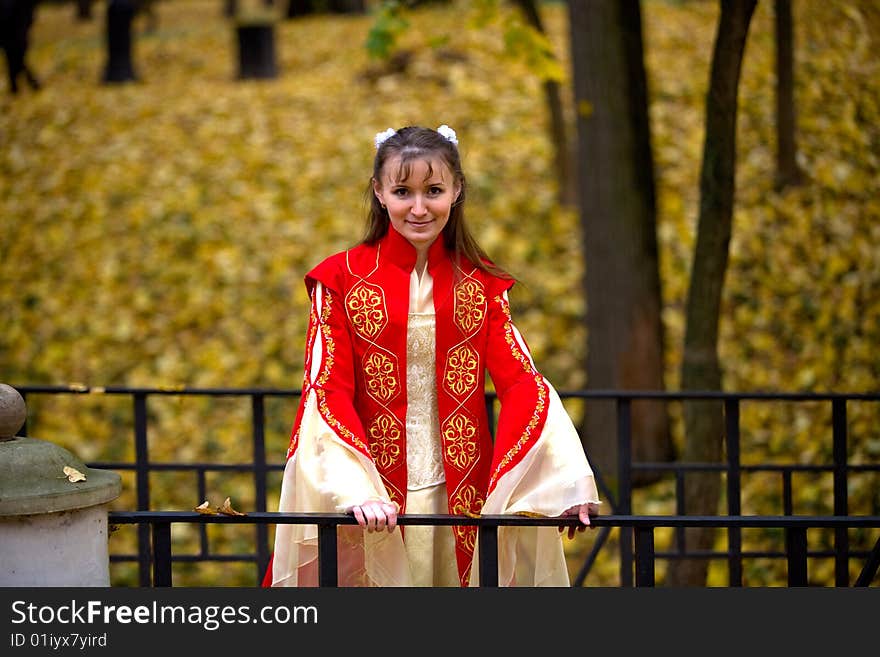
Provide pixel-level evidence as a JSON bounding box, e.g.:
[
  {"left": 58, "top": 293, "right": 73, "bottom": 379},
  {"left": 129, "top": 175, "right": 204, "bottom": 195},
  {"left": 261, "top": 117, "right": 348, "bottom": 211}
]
[
  {"left": 0, "top": 383, "right": 26, "bottom": 441},
  {"left": 0, "top": 383, "right": 122, "bottom": 515}
]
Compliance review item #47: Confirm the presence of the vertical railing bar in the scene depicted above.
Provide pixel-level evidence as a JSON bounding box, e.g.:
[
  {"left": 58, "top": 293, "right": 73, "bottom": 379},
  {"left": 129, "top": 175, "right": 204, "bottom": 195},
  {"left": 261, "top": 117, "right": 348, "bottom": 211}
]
[
  {"left": 783, "top": 469, "right": 793, "bottom": 515},
  {"left": 152, "top": 521, "right": 173, "bottom": 587},
  {"left": 725, "top": 397, "right": 742, "bottom": 586},
  {"left": 318, "top": 522, "right": 338, "bottom": 587},
  {"left": 251, "top": 393, "right": 270, "bottom": 582},
  {"left": 133, "top": 392, "right": 151, "bottom": 587},
  {"left": 197, "top": 467, "right": 209, "bottom": 556},
  {"left": 617, "top": 397, "right": 633, "bottom": 587},
  {"left": 831, "top": 398, "right": 849, "bottom": 587},
  {"left": 634, "top": 526, "right": 655, "bottom": 587},
  {"left": 478, "top": 523, "right": 499, "bottom": 587},
  {"left": 785, "top": 526, "right": 808, "bottom": 586},
  {"left": 573, "top": 526, "right": 612, "bottom": 587},
  {"left": 675, "top": 469, "right": 686, "bottom": 554},
  {"left": 854, "top": 534, "right": 880, "bottom": 587}
]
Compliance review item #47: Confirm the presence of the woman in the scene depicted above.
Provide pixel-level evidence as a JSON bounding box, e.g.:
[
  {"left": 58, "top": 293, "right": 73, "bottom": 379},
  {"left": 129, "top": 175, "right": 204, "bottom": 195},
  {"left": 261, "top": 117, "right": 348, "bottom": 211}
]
[{"left": 265, "top": 125, "right": 599, "bottom": 587}]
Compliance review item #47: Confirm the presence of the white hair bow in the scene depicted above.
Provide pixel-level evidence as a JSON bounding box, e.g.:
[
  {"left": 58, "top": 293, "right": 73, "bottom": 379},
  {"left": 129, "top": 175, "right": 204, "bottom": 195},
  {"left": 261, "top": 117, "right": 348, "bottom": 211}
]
[
  {"left": 374, "top": 128, "right": 396, "bottom": 150},
  {"left": 437, "top": 124, "right": 458, "bottom": 146}
]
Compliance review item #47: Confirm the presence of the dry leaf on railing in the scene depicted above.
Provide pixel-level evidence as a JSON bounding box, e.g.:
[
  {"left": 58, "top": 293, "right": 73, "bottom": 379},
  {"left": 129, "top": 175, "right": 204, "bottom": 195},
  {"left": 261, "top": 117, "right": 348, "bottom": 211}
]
[
  {"left": 194, "top": 500, "right": 218, "bottom": 515},
  {"left": 218, "top": 497, "right": 246, "bottom": 516},
  {"left": 63, "top": 465, "right": 87, "bottom": 482}
]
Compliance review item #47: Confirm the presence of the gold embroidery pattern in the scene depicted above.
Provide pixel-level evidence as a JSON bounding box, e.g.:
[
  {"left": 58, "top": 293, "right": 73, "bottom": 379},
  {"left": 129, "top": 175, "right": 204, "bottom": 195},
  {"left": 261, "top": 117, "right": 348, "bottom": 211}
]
[
  {"left": 455, "top": 526, "right": 477, "bottom": 562},
  {"left": 453, "top": 278, "right": 487, "bottom": 335},
  {"left": 443, "top": 343, "right": 479, "bottom": 398},
  {"left": 381, "top": 478, "right": 404, "bottom": 513},
  {"left": 312, "top": 290, "right": 369, "bottom": 455},
  {"left": 368, "top": 412, "right": 402, "bottom": 470},
  {"left": 451, "top": 484, "right": 483, "bottom": 553},
  {"left": 442, "top": 412, "right": 479, "bottom": 471},
  {"left": 363, "top": 350, "right": 400, "bottom": 404},
  {"left": 346, "top": 281, "right": 387, "bottom": 340},
  {"left": 488, "top": 294, "right": 547, "bottom": 490}
]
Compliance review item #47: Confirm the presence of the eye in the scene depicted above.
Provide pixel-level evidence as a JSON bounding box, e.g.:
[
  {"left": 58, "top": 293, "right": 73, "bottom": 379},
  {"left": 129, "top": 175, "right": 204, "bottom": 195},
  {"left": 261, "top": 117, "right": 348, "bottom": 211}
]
[
  {"left": 392, "top": 187, "right": 409, "bottom": 197},
  {"left": 428, "top": 186, "right": 444, "bottom": 196}
]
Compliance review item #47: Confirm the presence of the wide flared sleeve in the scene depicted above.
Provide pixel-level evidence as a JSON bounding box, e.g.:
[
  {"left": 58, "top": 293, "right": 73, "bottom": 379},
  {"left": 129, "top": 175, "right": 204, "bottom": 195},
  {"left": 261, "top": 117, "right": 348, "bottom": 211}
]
[
  {"left": 270, "top": 281, "right": 411, "bottom": 587},
  {"left": 472, "top": 287, "right": 600, "bottom": 587}
]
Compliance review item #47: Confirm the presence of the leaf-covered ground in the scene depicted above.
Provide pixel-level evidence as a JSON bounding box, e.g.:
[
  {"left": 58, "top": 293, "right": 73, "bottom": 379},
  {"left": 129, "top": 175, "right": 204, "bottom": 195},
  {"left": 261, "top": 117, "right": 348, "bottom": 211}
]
[{"left": 1, "top": 0, "right": 877, "bottom": 586}]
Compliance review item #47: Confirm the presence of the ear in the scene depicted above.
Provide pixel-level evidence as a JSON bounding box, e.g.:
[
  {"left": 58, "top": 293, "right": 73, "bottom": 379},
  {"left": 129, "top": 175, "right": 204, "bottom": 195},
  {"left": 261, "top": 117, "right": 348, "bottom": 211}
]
[{"left": 372, "top": 177, "right": 384, "bottom": 205}]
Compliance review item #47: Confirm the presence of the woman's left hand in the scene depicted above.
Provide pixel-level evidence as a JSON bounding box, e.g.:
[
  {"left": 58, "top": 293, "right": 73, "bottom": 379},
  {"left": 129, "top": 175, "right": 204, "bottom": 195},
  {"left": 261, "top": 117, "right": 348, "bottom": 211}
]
[
  {"left": 558, "top": 502, "right": 599, "bottom": 539},
  {"left": 351, "top": 499, "right": 399, "bottom": 533}
]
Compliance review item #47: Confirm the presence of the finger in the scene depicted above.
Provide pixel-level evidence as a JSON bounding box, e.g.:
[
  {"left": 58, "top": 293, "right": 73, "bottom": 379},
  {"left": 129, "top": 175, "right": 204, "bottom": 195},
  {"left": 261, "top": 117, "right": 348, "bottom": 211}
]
[
  {"left": 352, "top": 505, "right": 367, "bottom": 528},
  {"left": 383, "top": 504, "right": 398, "bottom": 532},
  {"left": 361, "top": 506, "right": 379, "bottom": 532},
  {"left": 374, "top": 507, "right": 387, "bottom": 531},
  {"left": 585, "top": 505, "right": 599, "bottom": 530},
  {"left": 579, "top": 506, "right": 592, "bottom": 527},
  {"left": 369, "top": 502, "right": 393, "bottom": 532}
]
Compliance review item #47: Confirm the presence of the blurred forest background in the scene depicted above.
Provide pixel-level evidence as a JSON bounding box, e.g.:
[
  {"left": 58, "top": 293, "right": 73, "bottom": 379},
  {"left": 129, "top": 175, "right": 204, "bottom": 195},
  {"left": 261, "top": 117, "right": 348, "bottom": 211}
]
[{"left": 1, "top": 0, "right": 878, "bottom": 586}]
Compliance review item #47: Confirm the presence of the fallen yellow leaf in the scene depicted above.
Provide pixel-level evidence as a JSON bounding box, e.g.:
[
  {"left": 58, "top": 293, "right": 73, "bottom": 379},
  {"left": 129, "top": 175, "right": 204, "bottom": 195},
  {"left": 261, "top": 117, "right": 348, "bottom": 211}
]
[
  {"left": 63, "top": 466, "right": 87, "bottom": 482},
  {"left": 194, "top": 500, "right": 218, "bottom": 515},
  {"left": 218, "top": 497, "right": 246, "bottom": 516}
]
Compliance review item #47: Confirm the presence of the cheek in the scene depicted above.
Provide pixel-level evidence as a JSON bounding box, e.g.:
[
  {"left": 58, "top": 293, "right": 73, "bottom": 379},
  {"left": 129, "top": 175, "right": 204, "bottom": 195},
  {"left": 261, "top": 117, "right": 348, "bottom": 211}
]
[
  {"left": 385, "top": 199, "right": 404, "bottom": 213},
  {"left": 386, "top": 204, "right": 409, "bottom": 222},
  {"left": 435, "top": 199, "right": 455, "bottom": 215}
]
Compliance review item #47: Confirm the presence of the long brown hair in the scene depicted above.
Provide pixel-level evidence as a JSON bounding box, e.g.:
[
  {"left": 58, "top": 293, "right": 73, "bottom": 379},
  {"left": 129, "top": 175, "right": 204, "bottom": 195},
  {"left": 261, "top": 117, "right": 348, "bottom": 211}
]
[{"left": 362, "top": 126, "right": 513, "bottom": 280}]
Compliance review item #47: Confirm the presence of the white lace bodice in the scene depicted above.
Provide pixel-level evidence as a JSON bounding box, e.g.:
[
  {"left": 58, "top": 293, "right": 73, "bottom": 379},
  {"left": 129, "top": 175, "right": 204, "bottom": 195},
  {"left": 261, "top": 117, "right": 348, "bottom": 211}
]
[{"left": 405, "top": 269, "right": 445, "bottom": 490}]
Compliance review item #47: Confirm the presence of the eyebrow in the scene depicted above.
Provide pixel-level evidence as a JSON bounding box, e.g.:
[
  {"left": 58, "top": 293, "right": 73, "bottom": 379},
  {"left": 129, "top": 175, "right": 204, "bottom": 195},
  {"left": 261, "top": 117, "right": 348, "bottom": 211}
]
[
  {"left": 388, "top": 158, "right": 449, "bottom": 185},
  {"left": 388, "top": 177, "right": 447, "bottom": 187}
]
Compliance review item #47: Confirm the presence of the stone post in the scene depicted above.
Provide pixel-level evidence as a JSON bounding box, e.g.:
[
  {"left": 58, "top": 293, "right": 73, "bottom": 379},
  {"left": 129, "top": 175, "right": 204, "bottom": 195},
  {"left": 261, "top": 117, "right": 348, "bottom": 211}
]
[{"left": 0, "top": 383, "right": 122, "bottom": 586}]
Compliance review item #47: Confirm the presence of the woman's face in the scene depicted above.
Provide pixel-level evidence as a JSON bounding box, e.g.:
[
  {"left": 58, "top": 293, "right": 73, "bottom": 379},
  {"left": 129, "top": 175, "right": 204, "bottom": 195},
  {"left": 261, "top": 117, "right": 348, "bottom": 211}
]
[{"left": 373, "top": 156, "right": 460, "bottom": 254}]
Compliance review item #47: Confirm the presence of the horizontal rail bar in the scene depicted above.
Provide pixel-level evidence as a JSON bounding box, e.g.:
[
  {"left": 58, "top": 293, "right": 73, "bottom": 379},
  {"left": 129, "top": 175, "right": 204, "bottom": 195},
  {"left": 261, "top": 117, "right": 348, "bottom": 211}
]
[
  {"left": 94, "top": 462, "right": 285, "bottom": 472},
  {"left": 17, "top": 384, "right": 880, "bottom": 401},
  {"left": 109, "top": 512, "right": 880, "bottom": 528},
  {"left": 632, "top": 462, "right": 880, "bottom": 472},
  {"left": 92, "top": 461, "right": 880, "bottom": 476}
]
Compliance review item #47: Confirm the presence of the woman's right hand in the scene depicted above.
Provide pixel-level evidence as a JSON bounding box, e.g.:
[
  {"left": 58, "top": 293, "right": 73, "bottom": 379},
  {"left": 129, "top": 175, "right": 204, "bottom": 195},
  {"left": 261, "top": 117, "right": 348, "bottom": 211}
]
[{"left": 350, "top": 499, "right": 399, "bottom": 533}]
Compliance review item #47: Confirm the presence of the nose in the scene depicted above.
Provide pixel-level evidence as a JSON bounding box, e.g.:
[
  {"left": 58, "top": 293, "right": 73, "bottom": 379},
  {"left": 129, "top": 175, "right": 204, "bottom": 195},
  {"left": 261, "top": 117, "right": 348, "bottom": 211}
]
[{"left": 411, "top": 195, "right": 428, "bottom": 217}]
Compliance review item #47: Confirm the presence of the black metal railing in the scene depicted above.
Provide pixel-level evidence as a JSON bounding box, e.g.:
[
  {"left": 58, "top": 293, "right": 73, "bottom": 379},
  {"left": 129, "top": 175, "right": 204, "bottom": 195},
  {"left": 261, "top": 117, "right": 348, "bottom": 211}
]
[
  {"left": 14, "top": 385, "right": 880, "bottom": 587},
  {"left": 107, "top": 511, "right": 880, "bottom": 587}
]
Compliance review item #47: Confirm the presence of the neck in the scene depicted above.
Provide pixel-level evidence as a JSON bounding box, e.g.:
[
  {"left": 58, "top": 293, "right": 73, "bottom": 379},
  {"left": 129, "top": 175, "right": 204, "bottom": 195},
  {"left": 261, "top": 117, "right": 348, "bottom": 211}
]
[{"left": 414, "top": 250, "right": 428, "bottom": 277}]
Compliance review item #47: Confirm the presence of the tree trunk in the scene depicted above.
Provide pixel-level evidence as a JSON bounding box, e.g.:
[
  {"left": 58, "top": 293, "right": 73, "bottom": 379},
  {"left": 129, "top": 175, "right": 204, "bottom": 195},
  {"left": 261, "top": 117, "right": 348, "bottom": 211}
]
[
  {"left": 236, "top": 22, "right": 279, "bottom": 79},
  {"left": 774, "top": 0, "right": 802, "bottom": 189},
  {"left": 75, "top": 0, "right": 93, "bottom": 21},
  {"left": 568, "top": 0, "right": 673, "bottom": 492},
  {"left": 327, "top": 0, "right": 367, "bottom": 13},
  {"left": 102, "top": 0, "right": 138, "bottom": 84},
  {"left": 512, "top": 0, "right": 575, "bottom": 207},
  {"left": 664, "top": 0, "right": 758, "bottom": 587},
  {"left": 286, "top": 0, "right": 315, "bottom": 18}
]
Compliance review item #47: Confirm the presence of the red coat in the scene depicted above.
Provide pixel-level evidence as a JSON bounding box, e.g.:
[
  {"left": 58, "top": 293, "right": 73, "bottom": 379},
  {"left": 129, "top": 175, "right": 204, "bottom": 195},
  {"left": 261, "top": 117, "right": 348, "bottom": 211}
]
[{"left": 285, "top": 228, "right": 551, "bottom": 584}]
